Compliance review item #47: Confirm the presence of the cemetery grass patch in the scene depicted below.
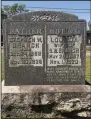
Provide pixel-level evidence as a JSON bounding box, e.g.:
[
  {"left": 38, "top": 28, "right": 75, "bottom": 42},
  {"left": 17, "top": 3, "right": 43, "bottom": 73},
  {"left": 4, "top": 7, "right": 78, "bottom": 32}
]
[
  {"left": 1, "top": 48, "right": 91, "bottom": 84},
  {"left": 86, "top": 46, "right": 91, "bottom": 51},
  {"left": 86, "top": 56, "right": 91, "bottom": 84},
  {"left": 1, "top": 48, "right": 5, "bottom": 81}
]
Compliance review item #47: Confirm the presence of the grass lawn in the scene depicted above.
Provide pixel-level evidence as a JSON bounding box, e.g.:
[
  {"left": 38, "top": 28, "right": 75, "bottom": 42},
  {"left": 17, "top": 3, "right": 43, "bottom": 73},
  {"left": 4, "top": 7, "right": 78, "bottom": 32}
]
[
  {"left": 86, "top": 46, "right": 91, "bottom": 52},
  {"left": 1, "top": 48, "right": 91, "bottom": 84},
  {"left": 86, "top": 56, "right": 91, "bottom": 84},
  {"left": 1, "top": 48, "right": 5, "bottom": 81}
]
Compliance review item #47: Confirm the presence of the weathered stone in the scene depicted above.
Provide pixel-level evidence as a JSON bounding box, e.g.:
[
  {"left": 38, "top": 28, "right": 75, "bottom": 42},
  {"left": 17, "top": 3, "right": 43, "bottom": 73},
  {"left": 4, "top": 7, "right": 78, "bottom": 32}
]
[
  {"left": 2, "top": 92, "right": 91, "bottom": 118},
  {"left": 55, "top": 96, "right": 91, "bottom": 113},
  {"left": 77, "top": 111, "right": 88, "bottom": 117},
  {"left": 3, "top": 11, "right": 86, "bottom": 85},
  {"left": 56, "top": 98, "right": 82, "bottom": 112}
]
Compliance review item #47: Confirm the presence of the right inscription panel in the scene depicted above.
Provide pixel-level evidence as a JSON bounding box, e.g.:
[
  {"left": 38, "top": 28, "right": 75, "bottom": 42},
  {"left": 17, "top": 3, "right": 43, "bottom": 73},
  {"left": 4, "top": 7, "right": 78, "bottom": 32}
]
[
  {"left": 46, "top": 21, "right": 86, "bottom": 84},
  {"left": 47, "top": 35, "right": 81, "bottom": 66}
]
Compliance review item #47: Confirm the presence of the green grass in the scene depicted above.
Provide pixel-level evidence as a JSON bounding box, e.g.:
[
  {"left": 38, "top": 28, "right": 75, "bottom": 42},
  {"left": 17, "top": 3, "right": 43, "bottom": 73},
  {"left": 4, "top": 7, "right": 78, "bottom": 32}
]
[
  {"left": 1, "top": 48, "right": 91, "bottom": 84},
  {"left": 86, "top": 56, "right": 91, "bottom": 84},
  {"left": 1, "top": 48, "right": 5, "bottom": 81},
  {"left": 86, "top": 46, "right": 91, "bottom": 52}
]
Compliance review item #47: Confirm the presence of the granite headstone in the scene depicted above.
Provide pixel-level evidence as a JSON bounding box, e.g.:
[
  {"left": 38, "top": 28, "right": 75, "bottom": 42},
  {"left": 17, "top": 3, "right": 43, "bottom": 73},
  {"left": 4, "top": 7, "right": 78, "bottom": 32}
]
[{"left": 3, "top": 11, "right": 86, "bottom": 85}]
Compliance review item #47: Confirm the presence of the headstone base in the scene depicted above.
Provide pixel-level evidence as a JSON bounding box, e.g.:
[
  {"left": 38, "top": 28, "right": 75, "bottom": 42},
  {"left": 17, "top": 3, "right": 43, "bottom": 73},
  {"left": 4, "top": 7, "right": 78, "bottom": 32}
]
[{"left": 2, "top": 80, "right": 91, "bottom": 93}]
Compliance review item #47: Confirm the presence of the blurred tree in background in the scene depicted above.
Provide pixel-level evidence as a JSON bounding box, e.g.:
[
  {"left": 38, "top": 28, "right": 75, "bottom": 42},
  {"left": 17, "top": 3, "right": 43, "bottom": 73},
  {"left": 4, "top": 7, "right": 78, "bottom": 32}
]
[
  {"left": 1, "top": 3, "right": 29, "bottom": 46},
  {"left": 2, "top": 3, "right": 29, "bottom": 17}
]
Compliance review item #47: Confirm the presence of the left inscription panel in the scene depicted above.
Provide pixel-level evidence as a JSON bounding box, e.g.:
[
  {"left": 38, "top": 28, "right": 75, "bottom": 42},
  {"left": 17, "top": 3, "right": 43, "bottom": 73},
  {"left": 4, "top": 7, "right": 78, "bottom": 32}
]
[
  {"left": 8, "top": 35, "right": 43, "bottom": 67},
  {"left": 4, "top": 21, "right": 46, "bottom": 85}
]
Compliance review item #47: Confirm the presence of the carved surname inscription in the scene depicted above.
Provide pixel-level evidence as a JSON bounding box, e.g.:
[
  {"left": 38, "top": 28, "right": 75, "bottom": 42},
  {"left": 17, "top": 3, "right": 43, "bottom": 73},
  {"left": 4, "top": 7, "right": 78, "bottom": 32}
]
[{"left": 31, "top": 15, "right": 60, "bottom": 21}]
